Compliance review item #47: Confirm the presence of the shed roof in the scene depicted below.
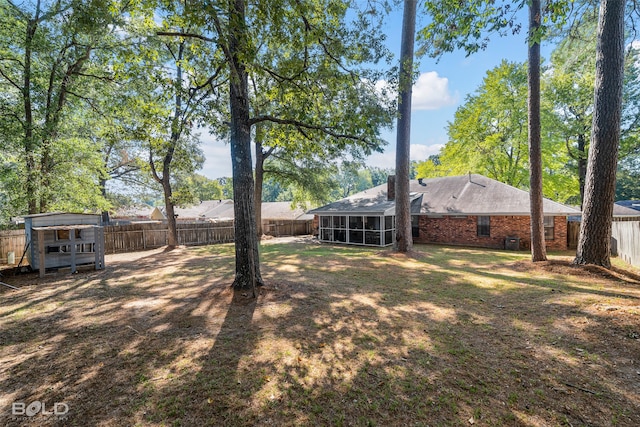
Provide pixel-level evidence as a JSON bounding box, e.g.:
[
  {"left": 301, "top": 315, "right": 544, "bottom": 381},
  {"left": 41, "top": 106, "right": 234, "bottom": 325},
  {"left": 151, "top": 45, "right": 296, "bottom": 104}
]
[
  {"left": 32, "top": 224, "right": 99, "bottom": 231},
  {"left": 24, "top": 212, "right": 101, "bottom": 219},
  {"left": 309, "top": 174, "right": 581, "bottom": 216}
]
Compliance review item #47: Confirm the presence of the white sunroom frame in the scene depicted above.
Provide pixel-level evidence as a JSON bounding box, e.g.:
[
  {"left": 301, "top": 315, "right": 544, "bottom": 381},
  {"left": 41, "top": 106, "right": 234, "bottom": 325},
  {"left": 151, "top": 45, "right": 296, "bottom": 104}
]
[{"left": 318, "top": 214, "right": 395, "bottom": 247}]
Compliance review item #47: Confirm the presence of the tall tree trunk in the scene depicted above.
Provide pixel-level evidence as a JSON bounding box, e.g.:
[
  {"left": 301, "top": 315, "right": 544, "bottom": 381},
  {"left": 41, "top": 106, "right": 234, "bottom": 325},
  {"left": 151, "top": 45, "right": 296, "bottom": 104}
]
[
  {"left": 39, "top": 139, "right": 52, "bottom": 213},
  {"left": 163, "top": 175, "right": 178, "bottom": 247},
  {"left": 577, "top": 133, "right": 587, "bottom": 207},
  {"left": 162, "top": 44, "right": 184, "bottom": 249},
  {"left": 574, "top": 0, "right": 624, "bottom": 267},
  {"left": 229, "top": 0, "right": 263, "bottom": 294},
  {"left": 394, "top": 0, "right": 416, "bottom": 253},
  {"left": 528, "top": 0, "right": 547, "bottom": 262},
  {"left": 254, "top": 124, "right": 265, "bottom": 238},
  {"left": 99, "top": 177, "right": 110, "bottom": 224},
  {"left": 24, "top": 16, "right": 38, "bottom": 214}
]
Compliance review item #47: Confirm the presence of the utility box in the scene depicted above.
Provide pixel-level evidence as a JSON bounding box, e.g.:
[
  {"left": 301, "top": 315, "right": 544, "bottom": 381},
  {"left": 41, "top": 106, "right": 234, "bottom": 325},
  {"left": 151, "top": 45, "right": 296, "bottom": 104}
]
[{"left": 505, "top": 236, "right": 520, "bottom": 251}]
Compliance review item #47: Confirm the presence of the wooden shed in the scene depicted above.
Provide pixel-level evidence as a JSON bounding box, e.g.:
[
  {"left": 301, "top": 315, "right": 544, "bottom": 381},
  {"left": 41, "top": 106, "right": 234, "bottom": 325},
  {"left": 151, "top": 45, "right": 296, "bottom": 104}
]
[{"left": 24, "top": 213, "right": 105, "bottom": 277}]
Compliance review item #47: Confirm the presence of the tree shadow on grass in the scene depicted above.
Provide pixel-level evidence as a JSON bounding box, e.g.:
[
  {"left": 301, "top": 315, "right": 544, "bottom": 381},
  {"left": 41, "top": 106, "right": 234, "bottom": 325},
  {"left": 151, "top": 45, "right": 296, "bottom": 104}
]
[
  {"left": 142, "top": 242, "right": 640, "bottom": 426},
  {"left": 1, "top": 242, "right": 639, "bottom": 426}
]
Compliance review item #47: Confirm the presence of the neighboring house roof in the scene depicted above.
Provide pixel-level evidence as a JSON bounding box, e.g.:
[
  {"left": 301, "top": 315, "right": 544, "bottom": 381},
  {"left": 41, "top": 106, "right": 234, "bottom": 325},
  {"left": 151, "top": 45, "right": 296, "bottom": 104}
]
[
  {"left": 615, "top": 200, "right": 640, "bottom": 212},
  {"left": 173, "top": 200, "right": 234, "bottom": 220},
  {"left": 261, "top": 202, "right": 314, "bottom": 221},
  {"left": 114, "top": 200, "right": 311, "bottom": 222},
  {"left": 613, "top": 203, "right": 640, "bottom": 217},
  {"left": 309, "top": 174, "right": 582, "bottom": 217},
  {"left": 173, "top": 200, "right": 310, "bottom": 221},
  {"left": 112, "top": 205, "right": 154, "bottom": 219},
  {"left": 150, "top": 206, "right": 166, "bottom": 220}
]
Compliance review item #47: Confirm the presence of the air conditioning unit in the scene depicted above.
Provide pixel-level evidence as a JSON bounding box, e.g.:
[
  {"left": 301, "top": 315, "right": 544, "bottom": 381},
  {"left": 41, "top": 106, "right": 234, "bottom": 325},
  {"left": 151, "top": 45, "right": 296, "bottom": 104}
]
[{"left": 505, "top": 236, "right": 520, "bottom": 251}]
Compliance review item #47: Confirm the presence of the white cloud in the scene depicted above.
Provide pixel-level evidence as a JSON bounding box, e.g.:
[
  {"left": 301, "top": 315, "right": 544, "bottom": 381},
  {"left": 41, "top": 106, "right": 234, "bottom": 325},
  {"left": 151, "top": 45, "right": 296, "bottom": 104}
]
[
  {"left": 411, "top": 72, "right": 458, "bottom": 111},
  {"left": 410, "top": 143, "right": 443, "bottom": 160},
  {"left": 366, "top": 151, "right": 396, "bottom": 170},
  {"left": 375, "top": 72, "right": 458, "bottom": 111}
]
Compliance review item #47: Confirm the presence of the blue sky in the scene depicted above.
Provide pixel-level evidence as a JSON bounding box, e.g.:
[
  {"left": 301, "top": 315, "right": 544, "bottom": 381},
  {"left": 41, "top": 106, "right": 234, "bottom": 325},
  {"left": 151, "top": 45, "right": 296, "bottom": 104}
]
[{"left": 197, "top": 5, "right": 549, "bottom": 179}]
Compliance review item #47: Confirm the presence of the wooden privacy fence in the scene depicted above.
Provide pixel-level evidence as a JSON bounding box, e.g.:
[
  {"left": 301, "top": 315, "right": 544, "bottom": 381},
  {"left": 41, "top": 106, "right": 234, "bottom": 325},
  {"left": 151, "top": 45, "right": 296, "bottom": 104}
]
[
  {"left": 567, "top": 221, "right": 580, "bottom": 249},
  {"left": 611, "top": 219, "right": 640, "bottom": 268},
  {"left": 0, "top": 230, "right": 27, "bottom": 266},
  {"left": 103, "top": 221, "right": 235, "bottom": 253},
  {"left": 263, "top": 220, "right": 312, "bottom": 237},
  {"left": 1, "top": 219, "right": 315, "bottom": 264}
]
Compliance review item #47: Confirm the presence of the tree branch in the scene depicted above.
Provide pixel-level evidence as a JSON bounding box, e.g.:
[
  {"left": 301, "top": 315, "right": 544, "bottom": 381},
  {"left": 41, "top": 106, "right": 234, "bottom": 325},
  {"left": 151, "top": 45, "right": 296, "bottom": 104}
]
[
  {"left": 565, "top": 137, "right": 579, "bottom": 161},
  {"left": 0, "top": 67, "right": 22, "bottom": 91},
  {"left": 109, "top": 164, "right": 141, "bottom": 179},
  {"left": 149, "top": 148, "right": 163, "bottom": 184},
  {"left": 156, "top": 31, "right": 215, "bottom": 43},
  {"left": 0, "top": 56, "right": 25, "bottom": 68},
  {"left": 190, "top": 63, "right": 226, "bottom": 94},
  {"left": 249, "top": 114, "right": 373, "bottom": 146},
  {"left": 74, "top": 71, "right": 115, "bottom": 82},
  {"left": 1, "top": 111, "right": 25, "bottom": 129}
]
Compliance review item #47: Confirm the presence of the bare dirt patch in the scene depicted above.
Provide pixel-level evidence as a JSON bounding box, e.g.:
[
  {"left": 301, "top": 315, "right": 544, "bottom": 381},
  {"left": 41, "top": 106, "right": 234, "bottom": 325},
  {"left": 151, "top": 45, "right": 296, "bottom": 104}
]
[{"left": 1, "top": 242, "right": 639, "bottom": 426}]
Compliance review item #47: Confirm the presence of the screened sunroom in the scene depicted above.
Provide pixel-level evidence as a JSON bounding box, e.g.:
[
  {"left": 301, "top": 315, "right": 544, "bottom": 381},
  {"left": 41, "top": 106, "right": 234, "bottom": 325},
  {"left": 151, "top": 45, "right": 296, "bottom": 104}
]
[
  {"left": 308, "top": 184, "right": 418, "bottom": 247},
  {"left": 318, "top": 214, "right": 395, "bottom": 246}
]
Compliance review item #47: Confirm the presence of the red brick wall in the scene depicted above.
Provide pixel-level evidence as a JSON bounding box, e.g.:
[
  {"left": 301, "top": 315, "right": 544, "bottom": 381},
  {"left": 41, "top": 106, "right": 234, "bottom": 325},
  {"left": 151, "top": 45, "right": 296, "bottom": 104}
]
[{"left": 414, "top": 215, "right": 567, "bottom": 251}]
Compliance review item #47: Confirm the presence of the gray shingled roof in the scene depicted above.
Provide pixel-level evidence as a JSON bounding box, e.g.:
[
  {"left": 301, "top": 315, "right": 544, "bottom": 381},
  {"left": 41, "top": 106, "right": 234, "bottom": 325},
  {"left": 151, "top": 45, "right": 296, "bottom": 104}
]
[
  {"left": 171, "top": 200, "right": 234, "bottom": 219},
  {"left": 307, "top": 189, "right": 397, "bottom": 216},
  {"left": 309, "top": 174, "right": 581, "bottom": 216},
  {"left": 173, "top": 200, "right": 311, "bottom": 221},
  {"left": 613, "top": 204, "right": 640, "bottom": 217},
  {"left": 260, "top": 202, "right": 313, "bottom": 220},
  {"left": 615, "top": 200, "right": 640, "bottom": 212}
]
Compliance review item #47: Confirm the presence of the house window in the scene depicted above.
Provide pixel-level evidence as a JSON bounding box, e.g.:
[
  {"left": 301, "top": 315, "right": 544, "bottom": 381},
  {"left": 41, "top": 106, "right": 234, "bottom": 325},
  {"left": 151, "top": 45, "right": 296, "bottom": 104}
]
[
  {"left": 411, "top": 215, "right": 420, "bottom": 238},
  {"left": 544, "top": 216, "right": 555, "bottom": 240},
  {"left": 477, "top": 216, "right": 490, "bottom": 237}
]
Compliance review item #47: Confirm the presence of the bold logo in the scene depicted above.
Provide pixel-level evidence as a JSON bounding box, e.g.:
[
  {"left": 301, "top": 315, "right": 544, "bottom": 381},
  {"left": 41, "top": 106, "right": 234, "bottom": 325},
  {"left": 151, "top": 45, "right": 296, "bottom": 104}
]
[{"left": 11, "top": 401, "right": 69, "bottom": 417}]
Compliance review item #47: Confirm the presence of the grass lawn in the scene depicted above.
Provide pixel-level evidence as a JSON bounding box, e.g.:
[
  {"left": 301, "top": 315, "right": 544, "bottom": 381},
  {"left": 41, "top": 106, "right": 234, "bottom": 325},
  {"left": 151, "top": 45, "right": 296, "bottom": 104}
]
[{"left": 1, "top": 239, "right": 639, "bottom": 426}]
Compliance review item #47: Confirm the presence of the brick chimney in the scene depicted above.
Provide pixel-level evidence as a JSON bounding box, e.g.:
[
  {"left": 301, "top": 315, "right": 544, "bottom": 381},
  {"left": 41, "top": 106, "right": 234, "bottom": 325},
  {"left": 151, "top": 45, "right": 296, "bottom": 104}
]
[{"left": 387, "top": 175, "right": 395, "bottom": 201}]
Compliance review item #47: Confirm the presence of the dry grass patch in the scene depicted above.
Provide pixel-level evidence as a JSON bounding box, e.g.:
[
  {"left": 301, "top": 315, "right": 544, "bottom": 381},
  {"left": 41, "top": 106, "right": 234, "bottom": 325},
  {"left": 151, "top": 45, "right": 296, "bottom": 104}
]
[{"left": 1, "top": 241, "right": 639, "bottom": 426}]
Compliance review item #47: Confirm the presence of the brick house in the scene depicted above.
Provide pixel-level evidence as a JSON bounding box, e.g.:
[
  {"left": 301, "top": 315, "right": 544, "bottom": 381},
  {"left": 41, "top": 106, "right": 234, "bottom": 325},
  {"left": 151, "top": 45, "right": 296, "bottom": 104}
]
[{"left": 308, "top": 174, "right": 581, "bottom": 250}]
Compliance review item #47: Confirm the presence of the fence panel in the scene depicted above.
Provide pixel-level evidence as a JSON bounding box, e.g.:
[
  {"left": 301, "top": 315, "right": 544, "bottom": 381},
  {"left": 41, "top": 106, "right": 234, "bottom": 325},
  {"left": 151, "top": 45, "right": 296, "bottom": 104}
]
[
  {"left": 2, "top": 218, "right": 311, "bottom": 261},
  {"left": 567, "top": 221, "right": 580, "bottom": 249},
  {"left": 612, "top": 220, "right": 640, "bottom": 268},
  {"left": 263, "top": 220, "right": 312, "bottom": 237},
  {"left": 0, "top": 230, "right": 26, "bottom": 266},
  {"left": 104, "top": 226, "right": 147, "bottom": 253},
  {"left": 103, "top": 221, "right": 236, "bottom": 253},
  {"left": 144, "top": 228, "right": 168, "bottom": 249}
]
